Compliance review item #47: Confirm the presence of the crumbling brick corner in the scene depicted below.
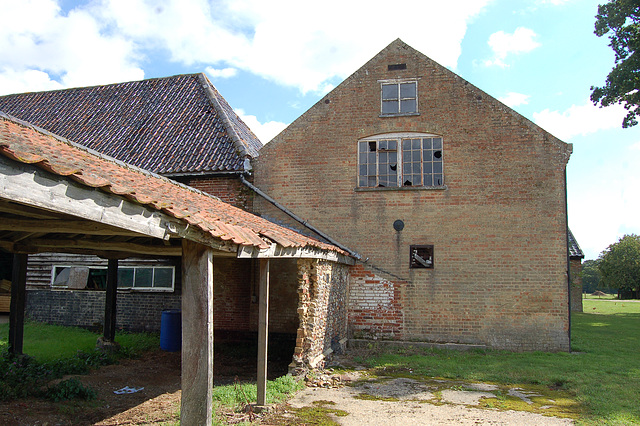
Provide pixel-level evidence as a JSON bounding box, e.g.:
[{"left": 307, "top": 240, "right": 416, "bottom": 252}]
[{"left": 289, "top": 259, "right": 349, "bottom": 374}]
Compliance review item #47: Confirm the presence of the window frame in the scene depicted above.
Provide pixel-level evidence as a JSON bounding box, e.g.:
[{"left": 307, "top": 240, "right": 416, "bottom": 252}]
[
  {"left": 357, "top": 132, "right": 445, "bottom": 190},
  {"left": 409, "top": 245, "right": 434, "bottom": 269},
  {"left": 51, "top": 265, "right": 175, "bottom": 292},
  {"left": 379, "top": 78, "right": 419, "bottom": 117}
]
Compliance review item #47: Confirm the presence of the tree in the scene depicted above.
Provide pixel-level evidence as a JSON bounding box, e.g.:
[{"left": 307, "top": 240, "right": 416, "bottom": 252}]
[
  {"left": 581, "top": 259, "right": 602, "bottom": 293},
  {"left": 590, "top": 0, "right": 640, "bottom": 128},
  {"left": 598, "top": 234, "right": 640, "bottom": 298}
]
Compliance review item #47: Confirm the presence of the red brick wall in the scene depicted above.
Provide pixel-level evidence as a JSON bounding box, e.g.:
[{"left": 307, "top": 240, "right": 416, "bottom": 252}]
[
  {"left": 253, "top": 40, "right": 572, "bottom": 351},
  {"left": 177, "top": 175, "right": 253, "bottom": 211},
  {"left": 213, "top": 258, "right": 252, "bottom": 331}
]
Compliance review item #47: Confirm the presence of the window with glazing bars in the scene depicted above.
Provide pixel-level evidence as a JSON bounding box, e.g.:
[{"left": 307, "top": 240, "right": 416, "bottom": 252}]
[
  {"left": 358, "top": 135, "right": 443, "bottom": 188},
  {"left": 381, "top": 81, "right": 417, "bottom": 115}
]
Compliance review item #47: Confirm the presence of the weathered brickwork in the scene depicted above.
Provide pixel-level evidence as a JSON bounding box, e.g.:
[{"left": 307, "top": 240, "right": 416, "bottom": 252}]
[
  {"left": 26, "top": 289, "right": 181, "bottom": 332},
  {"left": 176, "top": 175, "right": 253, "bottom": 210},
  {"left": 570, "top": 258, "right": 583, "bottom": 312},
  {"left": 348, "top": 264, "right": 404, "bottom": 339},
  {"left": 291, "top": 259, "right": 349, "bottom": 371},
  {"left": 254, "top": 40, "right": 572, "bottom": 351}
]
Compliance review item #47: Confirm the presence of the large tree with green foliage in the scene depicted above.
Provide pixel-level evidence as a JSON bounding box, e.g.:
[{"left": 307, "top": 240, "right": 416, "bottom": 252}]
[
  {"left": 590, "top": 0, "right": 640, "bottom": 128},
  {"left": 598, "top": 234, "right": 640, "bottom": 298},
  {"left": 581, "top": 259, "right": 602, "bottom": 293}
]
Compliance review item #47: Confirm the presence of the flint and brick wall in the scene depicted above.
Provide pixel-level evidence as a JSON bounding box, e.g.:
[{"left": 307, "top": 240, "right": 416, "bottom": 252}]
[
  {"left": 292, "top": 259, "right": 349, "bottom": 371},
  {"left": 254, "top": 40, "right": 572, "bottom": 352}
]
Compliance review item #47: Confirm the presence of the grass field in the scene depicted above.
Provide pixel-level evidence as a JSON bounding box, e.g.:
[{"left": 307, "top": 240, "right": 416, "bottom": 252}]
[
  {"left": 2, "top": 299, "right": 639, "bottom": 424},
  {"left": 0, "top": 321, "right": 159, "bottom": 361},
  {"left": 357, "top": 298, "right": 640, "bottom": 425}
]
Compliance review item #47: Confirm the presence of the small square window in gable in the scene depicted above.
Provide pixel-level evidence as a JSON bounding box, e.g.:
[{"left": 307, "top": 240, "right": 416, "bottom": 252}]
[
  {"left": 380, "top": 79, "right": 418, "bottom": 116},
  {"left": 410, "top": 245, "right": 434, "bottom": 269}
]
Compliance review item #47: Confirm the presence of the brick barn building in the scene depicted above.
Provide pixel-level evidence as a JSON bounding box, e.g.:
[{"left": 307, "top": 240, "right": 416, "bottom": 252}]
[{"left": 252, "top": 39, "right": 574, "bottom": 352}]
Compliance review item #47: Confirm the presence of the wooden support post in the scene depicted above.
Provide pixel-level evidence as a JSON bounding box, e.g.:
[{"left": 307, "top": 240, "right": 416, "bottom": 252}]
[
  {"left": 257, "top": 259, "right": 270, "bottom": 406},
  {"left": 103, "top": 258, "right": 118, "bottom": 342},
  {"left": 8, "top": 253, "right": 27, "bottom": 355},
  {"left": 181, "top": 240, "right": 214, "bottom": 426}
]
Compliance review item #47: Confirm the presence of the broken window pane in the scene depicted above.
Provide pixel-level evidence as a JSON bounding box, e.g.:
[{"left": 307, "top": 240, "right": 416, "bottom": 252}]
[
  {"left": 410, "top": 245, "right": 434, "bottom": 269},
  {"left": 357, "top": 135, "right": 443, "bottom": 189}
]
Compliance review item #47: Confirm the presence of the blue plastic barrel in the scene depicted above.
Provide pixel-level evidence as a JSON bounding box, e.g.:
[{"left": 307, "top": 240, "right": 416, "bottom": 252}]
[{"left": 160, "top": 309, "right": 181, "bottom": 352}]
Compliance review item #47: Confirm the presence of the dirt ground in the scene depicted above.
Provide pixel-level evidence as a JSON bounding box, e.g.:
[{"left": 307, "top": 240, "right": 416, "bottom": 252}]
[{"left": 0, "top": 348, "right": 576, "bottom": 425}]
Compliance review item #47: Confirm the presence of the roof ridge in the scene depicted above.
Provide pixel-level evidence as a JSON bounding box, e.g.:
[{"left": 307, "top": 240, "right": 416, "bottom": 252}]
[
  {"left": 0, "top": 73, "right": 203, "bottom": 99},
  {"left": 197, "top": 73, "right": 256, "bottom": 164},
  {"left": 0, "top": 111, "right": 224, "bottom": 202}
]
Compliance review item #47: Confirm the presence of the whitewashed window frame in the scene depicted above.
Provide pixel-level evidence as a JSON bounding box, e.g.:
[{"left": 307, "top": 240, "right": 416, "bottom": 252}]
[
  {"left": 357, "top": 133, "right": 444, "bottom": 189},
  {"left": 380, "top": 78, "right": 419, "bottom": 116}
]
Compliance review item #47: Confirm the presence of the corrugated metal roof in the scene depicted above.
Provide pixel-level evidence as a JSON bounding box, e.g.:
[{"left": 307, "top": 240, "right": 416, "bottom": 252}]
[
  {"left": 0, "top": 74, "right": 262, "bottom": 175},
  {"left": 0, "top": 112, "right": 346, "bottom": 256}
]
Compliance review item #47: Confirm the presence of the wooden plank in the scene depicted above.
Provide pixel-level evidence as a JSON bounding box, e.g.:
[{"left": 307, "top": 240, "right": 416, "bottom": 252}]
[
  {"left": 103, "top": 259, "right": 118, "bottom": 342},
  {"left": 257, "top": 259, "right": 270, "bottom": 406},
  {"left": 181, "top": 240, "right": 213, "bottom": 426},
  {"left": 0, "top": 199, "right": 65, "bottom": 219},
  {"left": 0, "top": 218, "right": 144, "bottom": 236},
  {"left": 8, "top": 253, "right": 27, "bottom": 355},
  {"left": 14, "top": 238, "right": 183, "bottom": 257},
  {"left": 0, "top": 156, "right": 169, "bottom": 240},
  {"left": 237, "top": 243, "right": 355, "bottom": 265}
]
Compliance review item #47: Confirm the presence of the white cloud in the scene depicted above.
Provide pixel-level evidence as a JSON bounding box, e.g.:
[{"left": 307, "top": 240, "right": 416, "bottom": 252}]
[
  {"left": 630, "top": 141, "right": 640, "bottom": 151},
  {"left": 0, "top": 68, "right": 63, "bottom": 95},
  {"left": 484, "top": 27, "right": 541, "bottom": 68},
  {"left": 499, "top": 92, "right": 530, "bottom": 107},
  {"left": 98, "top": 0, "right": 493, "bottom": 94},
  {"left": 533, "top": 101, "right": 628, "bottom": 140},
  {"left": 205, "top": 67, "right": 238, "bottom": 79},
  {"left": 235, "top": 108, "right": 287, "bottom": 143},
  {"left": 0, "top": 0, "right": 143, "bottom": 95}
]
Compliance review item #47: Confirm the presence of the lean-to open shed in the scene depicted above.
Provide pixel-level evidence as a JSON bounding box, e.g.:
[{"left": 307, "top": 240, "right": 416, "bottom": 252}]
[{"left": 0, "top": 112, "right": 353, "bottom": 425}]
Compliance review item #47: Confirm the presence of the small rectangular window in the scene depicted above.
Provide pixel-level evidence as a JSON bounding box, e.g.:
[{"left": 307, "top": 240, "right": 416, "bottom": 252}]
[
  {"left": 52, "top": 265, "right": 175, "bottom": 291},
  {"left": 410, "top": 245, "right": 434, "bottom": 269},
  {"left": 380, "top": 80, "right": 418, "bottom": 116}
]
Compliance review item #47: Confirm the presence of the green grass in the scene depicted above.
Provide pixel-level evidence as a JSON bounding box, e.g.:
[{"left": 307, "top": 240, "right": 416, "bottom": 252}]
[
  {"left": 0, "top": 320, "right": 160, "bottom": 401},
  {"left": 212, "top": 375, "right": 304, "bottom": 424},
  {"left": 356, "top": 299, "right": 640, "bottom": 425},
  {"left": 0, "top": 321, "right": 159, "bottom": 362}
]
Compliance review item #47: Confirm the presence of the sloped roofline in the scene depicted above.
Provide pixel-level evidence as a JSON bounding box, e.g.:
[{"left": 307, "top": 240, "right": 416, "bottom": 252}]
[
  {"left": 197, "top": 73, "right": 258, "bottom": 162},
  {"left": 272, "top": 38, "right": 572, "bottom": 163},
  {"left": 0, "top": 111, "right": 351, "bottom": 262}
]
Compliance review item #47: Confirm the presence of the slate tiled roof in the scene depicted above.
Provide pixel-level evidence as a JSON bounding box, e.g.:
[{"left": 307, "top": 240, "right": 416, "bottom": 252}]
[
  {"left": 568, "top": 229, "right": 584, "bottom": 259},
  {"left": 0, "top": 74, "right": 262, "bottom": 175},
  {"left": 0, "top": 112, "right": 346, "bottom": 255}
]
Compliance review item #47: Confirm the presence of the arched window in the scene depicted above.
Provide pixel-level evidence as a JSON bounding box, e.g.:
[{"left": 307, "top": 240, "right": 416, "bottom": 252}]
[{"left": 357, "top": 133, "right": 443, "bottom": 188}]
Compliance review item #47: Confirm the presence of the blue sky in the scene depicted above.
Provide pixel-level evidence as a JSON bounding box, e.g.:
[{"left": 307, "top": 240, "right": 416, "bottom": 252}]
[{"left": 0, "top": 0, "right": 638, "bottom": 259}]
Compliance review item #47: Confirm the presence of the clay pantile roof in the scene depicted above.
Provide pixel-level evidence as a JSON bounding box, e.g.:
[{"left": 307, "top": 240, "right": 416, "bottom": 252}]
[
  {"left": 0, "top": 112, "right": 347, "bottom": 255},
  {"left": 568, "top": 229, "right": 584, "bottom": 259},
  {"left": 0, "top": 73, "right": 262, "bottom": 175}
]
